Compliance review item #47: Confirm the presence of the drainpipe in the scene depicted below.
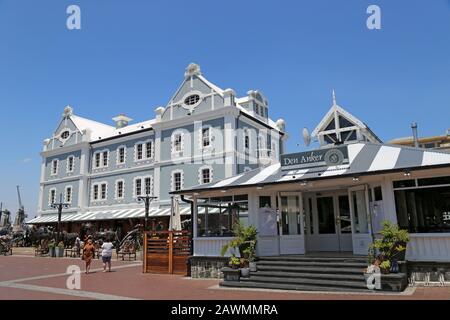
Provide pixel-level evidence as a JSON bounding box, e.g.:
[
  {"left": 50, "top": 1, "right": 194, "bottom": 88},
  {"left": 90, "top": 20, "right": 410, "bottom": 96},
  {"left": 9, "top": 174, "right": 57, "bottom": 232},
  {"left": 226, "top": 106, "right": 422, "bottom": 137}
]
[
  {"left": 411, "top": 122, "right": 419, "bottom": 148},
  {"left": 180, "top": 194, "right": 194, "bottom": 276}
]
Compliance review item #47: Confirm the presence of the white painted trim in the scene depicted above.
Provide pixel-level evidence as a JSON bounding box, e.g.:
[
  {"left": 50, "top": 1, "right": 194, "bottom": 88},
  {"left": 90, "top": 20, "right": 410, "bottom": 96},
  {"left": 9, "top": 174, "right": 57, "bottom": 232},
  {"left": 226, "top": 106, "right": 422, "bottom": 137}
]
[
  {"left": 48, "top": 188, "right": 57, "bottom": 206},
  {"left": 66, "top": 155, "right": 75, "bottom": 174},
  {"left": 50, "top": 159, "right": 59, "bottom": 176},
  {"left": 171, "top": 130, "right": 185, "bottom": 157},
  {"left": 198, "top": 165, "right": 213, "bottom": 185},
  {"left": 116, "top": 145, "right": 127, "bottom": 166},
  {"left": 198, "top": 125, "right": 213, "bottom": 150},
  {"left": 64, "top": 185, "right": 73, "bottom": 204},
  {"left": 171, "top": 169, "right": 184, "bottom": 192},
  {"left": 92, "top": 149, "right": 109, "bottom": 169},
  {"left": 114, "top": 179, "right": 125, "bottom": 201},
  {"left": 91, "top": 181, "right": 108, "bottom": 202}
]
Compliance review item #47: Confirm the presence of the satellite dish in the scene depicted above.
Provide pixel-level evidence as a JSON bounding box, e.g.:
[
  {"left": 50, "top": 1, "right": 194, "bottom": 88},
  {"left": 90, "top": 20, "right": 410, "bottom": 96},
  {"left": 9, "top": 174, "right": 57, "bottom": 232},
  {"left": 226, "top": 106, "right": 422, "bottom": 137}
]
[{"left": 303, "top": 127, "right": 311, "bottom": 147}]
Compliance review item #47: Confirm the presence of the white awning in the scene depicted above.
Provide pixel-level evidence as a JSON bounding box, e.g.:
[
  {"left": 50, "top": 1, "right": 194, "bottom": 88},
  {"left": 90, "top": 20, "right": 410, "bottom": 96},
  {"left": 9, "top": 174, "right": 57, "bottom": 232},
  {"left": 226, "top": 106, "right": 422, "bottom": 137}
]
[{"left": 27, "top": 206, "right": 192, "bottom": 224}]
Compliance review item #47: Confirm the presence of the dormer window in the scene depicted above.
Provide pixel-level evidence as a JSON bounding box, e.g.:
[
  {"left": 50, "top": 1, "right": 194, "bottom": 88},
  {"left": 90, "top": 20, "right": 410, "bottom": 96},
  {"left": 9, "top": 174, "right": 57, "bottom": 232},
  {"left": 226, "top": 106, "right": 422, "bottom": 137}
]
[{"left": 184, "top": 94, "right": 200, "bottom": 106}]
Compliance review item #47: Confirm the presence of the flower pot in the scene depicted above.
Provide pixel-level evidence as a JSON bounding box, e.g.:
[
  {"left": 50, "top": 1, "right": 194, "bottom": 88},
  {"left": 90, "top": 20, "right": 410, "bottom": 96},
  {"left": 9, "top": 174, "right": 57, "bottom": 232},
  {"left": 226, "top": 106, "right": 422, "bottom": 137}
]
[
  {"left": 221, "top": 267, "right": 240, "bottom": 282},
  {"left": 240, "top": 267, "right": 250, "bottom": 278},
  {"left": 249, "top": 262, "right": 257, "bottom": 272},
  {"left": 55, "top": 247, "right": 64, "bottom": 257},
  {"left": 49, "top": 247, "right": 56, "bottom": 257}
]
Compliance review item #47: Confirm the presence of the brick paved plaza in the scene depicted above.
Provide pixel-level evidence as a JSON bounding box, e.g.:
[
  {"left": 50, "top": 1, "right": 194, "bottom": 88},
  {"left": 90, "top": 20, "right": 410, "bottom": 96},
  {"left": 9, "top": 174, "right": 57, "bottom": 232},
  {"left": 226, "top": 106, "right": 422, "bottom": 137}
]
[{"left": 0, "top": 251, "right": 449, "bottom": 300}]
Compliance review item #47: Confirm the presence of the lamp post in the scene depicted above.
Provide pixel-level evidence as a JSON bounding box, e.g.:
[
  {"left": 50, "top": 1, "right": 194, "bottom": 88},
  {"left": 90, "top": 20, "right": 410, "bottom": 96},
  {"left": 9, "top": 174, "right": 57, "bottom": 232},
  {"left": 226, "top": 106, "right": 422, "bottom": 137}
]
[
  {"left": 50, "top": 193, "right": 69, "bottom": 244},
  {"left": 137, "top": 194, "right": 157, "bottom": 231}
]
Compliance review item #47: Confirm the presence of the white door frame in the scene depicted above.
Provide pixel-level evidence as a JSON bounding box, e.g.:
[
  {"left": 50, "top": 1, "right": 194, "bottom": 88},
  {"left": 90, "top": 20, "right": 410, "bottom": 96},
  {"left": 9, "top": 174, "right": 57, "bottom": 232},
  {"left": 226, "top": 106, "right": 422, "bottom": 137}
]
[
  {"left": 277, "top": 192, "right": 305, "bottom": 255},
  {"left": 348, "top": 184, "right": 374, "bottom": 255},
  {"left": 304, "top": 190, "right": 352, "bottom": 252}
]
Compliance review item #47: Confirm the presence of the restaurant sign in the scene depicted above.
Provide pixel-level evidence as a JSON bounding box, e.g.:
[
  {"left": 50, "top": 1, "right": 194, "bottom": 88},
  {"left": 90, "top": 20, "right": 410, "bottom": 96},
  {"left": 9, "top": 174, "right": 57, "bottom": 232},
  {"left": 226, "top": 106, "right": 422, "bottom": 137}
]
[{"left": 281, "top": 146, "right": 349, "bottom": 170}]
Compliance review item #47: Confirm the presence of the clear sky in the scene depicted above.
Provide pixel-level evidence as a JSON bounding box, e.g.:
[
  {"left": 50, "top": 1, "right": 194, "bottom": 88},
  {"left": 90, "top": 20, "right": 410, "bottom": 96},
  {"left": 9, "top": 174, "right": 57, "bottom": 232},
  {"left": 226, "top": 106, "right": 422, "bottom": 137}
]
[{"left": 0, "top": 0, "right": 449, "bottom": 218}]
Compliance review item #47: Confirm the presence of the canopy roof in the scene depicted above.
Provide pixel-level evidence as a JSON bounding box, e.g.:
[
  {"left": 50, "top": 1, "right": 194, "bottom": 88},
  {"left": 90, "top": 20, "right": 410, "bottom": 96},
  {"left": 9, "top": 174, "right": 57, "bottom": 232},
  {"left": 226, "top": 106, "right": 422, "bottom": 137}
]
[{"left": 172, "top": 142, "right": 450, "bottom": 194}]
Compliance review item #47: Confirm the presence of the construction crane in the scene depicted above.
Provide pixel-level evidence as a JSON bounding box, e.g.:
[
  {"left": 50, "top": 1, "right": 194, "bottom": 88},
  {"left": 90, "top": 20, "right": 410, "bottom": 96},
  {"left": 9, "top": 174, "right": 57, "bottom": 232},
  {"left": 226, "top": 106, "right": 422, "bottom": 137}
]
[{"left": 14, "top": 186, "right": 26, "bottom": 229}]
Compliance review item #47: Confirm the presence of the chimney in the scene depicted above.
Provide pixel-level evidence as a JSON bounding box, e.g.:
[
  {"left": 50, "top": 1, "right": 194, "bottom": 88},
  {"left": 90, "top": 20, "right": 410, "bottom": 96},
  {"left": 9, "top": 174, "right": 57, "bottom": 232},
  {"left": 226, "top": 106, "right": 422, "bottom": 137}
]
[
  {"left": 223, "top": 88, "right": 236, "bottom": 107},
  {"left": 112, "top": 114, "right": 132, "bottom": 129},
  {"left": 411, "top": 122, "right": 419, "bottom": 148}
]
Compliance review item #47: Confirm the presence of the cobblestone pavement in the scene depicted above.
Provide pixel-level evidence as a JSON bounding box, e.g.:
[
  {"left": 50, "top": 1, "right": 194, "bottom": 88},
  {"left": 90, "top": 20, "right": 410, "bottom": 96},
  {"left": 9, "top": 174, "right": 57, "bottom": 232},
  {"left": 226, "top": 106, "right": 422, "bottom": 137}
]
[{"left": 0, "top": 255, "right": 449, "bottom": 300}]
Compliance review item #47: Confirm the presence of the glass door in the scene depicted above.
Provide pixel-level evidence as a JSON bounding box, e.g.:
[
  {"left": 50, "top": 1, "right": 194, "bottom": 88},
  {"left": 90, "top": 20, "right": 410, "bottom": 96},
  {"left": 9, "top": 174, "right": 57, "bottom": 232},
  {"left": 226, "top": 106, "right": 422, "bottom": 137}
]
[{"left": 348, "top": 185, "right": 373, "bottom": 255}]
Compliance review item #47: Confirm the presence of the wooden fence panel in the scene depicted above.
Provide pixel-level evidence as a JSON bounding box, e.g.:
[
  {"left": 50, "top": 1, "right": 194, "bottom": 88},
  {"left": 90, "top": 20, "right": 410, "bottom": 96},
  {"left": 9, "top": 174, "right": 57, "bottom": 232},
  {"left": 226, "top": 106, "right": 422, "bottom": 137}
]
[{"left": 143, "top": 231, "right": 191, "bottom": 275}]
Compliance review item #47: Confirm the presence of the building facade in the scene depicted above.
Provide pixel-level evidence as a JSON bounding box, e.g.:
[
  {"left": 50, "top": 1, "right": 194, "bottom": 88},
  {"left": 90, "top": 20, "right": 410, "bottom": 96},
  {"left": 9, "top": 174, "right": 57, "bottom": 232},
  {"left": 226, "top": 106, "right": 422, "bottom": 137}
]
[
  {"left": 29, "top": 63, "right": 286, "bottom": 235},
  {"left": 174, "top": 96, "right": 450, "bottom": 278}
]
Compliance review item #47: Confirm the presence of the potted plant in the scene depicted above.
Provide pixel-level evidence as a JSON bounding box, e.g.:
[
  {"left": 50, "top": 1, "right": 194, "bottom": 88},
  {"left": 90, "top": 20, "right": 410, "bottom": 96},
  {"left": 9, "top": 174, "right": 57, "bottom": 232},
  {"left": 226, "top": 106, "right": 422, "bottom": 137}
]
[
  {"left": 220, "top": 222, "right": 258, "bottom": 259},
  {"left": 366, "top": 220, "right": 410, "bottom": 291},
  {"left": 368, "top": 220, "right": 409, "bottom": 274},
  {"left": 48, "top": 240, "right": 56, "bottom": 257},
  {"left": 244, "top": 241, "right": 257, "bottom": 272},
  {"left": 55, "top": 241, "right": 65, "bottom": 257},
  {"left": 221, "top": 254, "right": 241, "bottom": 282}
]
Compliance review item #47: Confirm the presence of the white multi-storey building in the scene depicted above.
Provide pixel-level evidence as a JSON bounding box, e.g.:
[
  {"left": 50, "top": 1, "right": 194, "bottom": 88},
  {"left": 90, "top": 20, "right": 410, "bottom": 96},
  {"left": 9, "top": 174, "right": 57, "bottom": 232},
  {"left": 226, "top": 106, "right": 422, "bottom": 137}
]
[{"left": 29, "top": 64, "right": 286, "bottom": 235}]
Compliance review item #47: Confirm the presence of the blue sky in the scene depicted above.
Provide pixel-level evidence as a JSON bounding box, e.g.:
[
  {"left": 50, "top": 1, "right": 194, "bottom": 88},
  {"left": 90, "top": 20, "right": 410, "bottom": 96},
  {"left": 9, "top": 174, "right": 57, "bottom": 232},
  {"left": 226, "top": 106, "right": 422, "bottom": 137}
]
[{"left": 0, "top": 0, "right": 449, "bottom": 217}]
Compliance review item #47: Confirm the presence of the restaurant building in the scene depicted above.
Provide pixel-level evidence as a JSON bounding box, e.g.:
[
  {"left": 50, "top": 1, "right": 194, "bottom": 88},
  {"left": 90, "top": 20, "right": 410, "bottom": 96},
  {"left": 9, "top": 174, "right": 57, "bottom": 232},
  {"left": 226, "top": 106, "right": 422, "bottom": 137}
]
[{"left": 173, "top": 97, "right": 450, "bottom": 278}]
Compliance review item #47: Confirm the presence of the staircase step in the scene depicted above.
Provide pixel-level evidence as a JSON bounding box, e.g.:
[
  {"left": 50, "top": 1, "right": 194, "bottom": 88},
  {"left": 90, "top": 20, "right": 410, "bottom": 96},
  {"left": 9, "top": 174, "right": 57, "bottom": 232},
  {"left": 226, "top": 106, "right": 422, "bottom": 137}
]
[
  {"left": 256, "top": 265, "right": 365, "bottom": 275},
  {"left": 242, "top": 276, "right": 367, "bottom": 289},
  {"left": 257, "top": 260, "right": 366, "bottom": 268},
  {"left": 250, "top": 271, "right": 365, "bottom": 281},
  {"left": 258, "top": 256, "right": 367, "bottom": 263},
  {"left": 220, "top": 281, "right": 371, "bottom": 293}
]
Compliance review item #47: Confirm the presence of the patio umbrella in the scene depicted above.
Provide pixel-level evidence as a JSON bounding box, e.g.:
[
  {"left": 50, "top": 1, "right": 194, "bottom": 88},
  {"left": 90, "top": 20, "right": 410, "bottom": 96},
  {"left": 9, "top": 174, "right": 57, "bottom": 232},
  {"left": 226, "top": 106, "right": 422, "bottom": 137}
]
[{"left": 169, "top": 196, "right": 182, "bottom": 231}]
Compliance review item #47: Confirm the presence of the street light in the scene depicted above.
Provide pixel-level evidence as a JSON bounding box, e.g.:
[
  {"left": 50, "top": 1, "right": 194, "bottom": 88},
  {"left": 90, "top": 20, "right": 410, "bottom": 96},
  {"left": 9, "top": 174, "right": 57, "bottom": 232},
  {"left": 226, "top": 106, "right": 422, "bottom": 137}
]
[
  {"left": 50, "top": 193, "right": 69, "bottom": 244},
  {"left": 137, "top": 194, "right": 158, "bottom": 231}
]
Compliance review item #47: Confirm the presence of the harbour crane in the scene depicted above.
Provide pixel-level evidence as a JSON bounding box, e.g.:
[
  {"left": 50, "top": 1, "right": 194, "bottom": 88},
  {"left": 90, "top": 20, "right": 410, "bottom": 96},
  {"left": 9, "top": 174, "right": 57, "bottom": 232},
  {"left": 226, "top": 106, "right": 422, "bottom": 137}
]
[{"left": 14, "top": 186, "right": 27, "bottom": 229}]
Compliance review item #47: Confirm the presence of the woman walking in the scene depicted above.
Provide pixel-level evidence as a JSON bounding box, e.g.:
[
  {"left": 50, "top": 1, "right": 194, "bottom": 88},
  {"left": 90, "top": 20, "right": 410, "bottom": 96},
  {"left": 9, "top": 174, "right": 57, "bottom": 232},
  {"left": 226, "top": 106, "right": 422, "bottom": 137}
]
[
  {"left": 82, "top": 239, "right": 95, "bottom": 274},
  {"left": 101, "top": 237, "right": 114, "bottom": 272}
]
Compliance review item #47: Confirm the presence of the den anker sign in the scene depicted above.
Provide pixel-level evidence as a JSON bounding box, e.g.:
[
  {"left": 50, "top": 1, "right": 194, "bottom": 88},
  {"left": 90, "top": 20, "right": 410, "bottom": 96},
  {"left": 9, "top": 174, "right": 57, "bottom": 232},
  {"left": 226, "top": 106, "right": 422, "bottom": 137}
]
[{"left": 281, "top": 146, "right": 349, "bottom": 170}]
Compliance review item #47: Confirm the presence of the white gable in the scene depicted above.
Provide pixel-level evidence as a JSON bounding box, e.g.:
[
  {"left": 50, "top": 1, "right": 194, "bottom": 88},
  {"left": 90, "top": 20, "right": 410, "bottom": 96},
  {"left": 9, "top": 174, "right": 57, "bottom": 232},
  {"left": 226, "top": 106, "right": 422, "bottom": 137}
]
[{"left": 312, "top": 91, "right": 381, "bottom": 147}]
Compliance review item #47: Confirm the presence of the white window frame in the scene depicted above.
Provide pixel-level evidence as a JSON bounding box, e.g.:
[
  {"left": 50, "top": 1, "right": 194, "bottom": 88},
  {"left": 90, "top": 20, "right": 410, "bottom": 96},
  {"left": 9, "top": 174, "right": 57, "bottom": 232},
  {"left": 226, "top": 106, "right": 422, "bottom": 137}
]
[
  {"left": 66, "top": 155, "right": 75, "bottom": 173},
  {"left": 114, "top": 179, "right": 125, "bottom": 200},
  {"left": 116, "top": 145, "right": 127, "bottom": 165},
  {"left": 171, "top": 131, "right": 184, "bottom": 155},
  {"left": 51, "top": 159, "right": 59, "bottom": 176},
  {"left": 200, "top": 126, "right": 212, "bottom": 149},
  {"left": 102, "top": 150, "right": 109, "bottom": 167},
  {"left": 243, "top": 128, "right": 250, "bottom": 151},
  {"left": 64, "top": 185, "right": 73, "bottom": 204},
  {"left": 143, "top": 175, "right": 154, "bottom": 196},
  {"left": 134, "top": 140, "right": 154, "bottom": 162},
  {"left": 133, "top": 176, "right": 143, "bottom": 198},
  {"left": 198, "top": 165, "right": 213, "bottom": 184},
  {"left": 93, "top": 149, "right": 109, "bottom": 169},
  {"left": 94, "top": 152, "right": 101, "bottom": 168},
  {"left": 91, "top": 181, "right": 108, "bottom": 202},
  {"left": 171, "top": 170, "right": 184, "bottom": 192},
  {"left": 145, "top": 140, "right": 154, "bottom": 160},
  {"left": 48, "top": 188, "right": 57, "bottom": 206}
]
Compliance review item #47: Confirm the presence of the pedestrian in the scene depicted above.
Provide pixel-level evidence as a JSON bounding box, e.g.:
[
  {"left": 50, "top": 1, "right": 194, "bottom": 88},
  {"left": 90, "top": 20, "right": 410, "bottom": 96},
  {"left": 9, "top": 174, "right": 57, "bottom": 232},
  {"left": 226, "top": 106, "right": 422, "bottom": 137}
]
[
  {"left": 82, "top": 239, "right": 95, "bottom": 274},
  {"left": 101, "top": 236, "right": 114, "bottom": 272},
  {"left": 75, "top": 236, "right": 81, "bottom": 256}
]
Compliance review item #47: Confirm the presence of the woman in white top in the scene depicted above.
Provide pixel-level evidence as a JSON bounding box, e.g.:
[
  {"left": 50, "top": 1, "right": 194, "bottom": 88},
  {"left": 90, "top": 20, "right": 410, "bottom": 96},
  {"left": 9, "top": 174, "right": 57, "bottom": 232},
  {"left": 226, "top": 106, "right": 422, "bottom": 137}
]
[{"left": 101, "top": 238, "right": 114, "bottom": 272}]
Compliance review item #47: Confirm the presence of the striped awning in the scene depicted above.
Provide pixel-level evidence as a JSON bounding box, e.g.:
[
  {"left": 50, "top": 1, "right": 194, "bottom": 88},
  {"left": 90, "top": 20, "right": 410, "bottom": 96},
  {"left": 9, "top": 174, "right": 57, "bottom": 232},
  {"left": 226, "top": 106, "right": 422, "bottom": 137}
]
[
  {"left": 173, "top": 142, "right": 450, "bottom": 193},
  {"left": 27, "top": 206, "right": 192, "bottom": 224}
]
